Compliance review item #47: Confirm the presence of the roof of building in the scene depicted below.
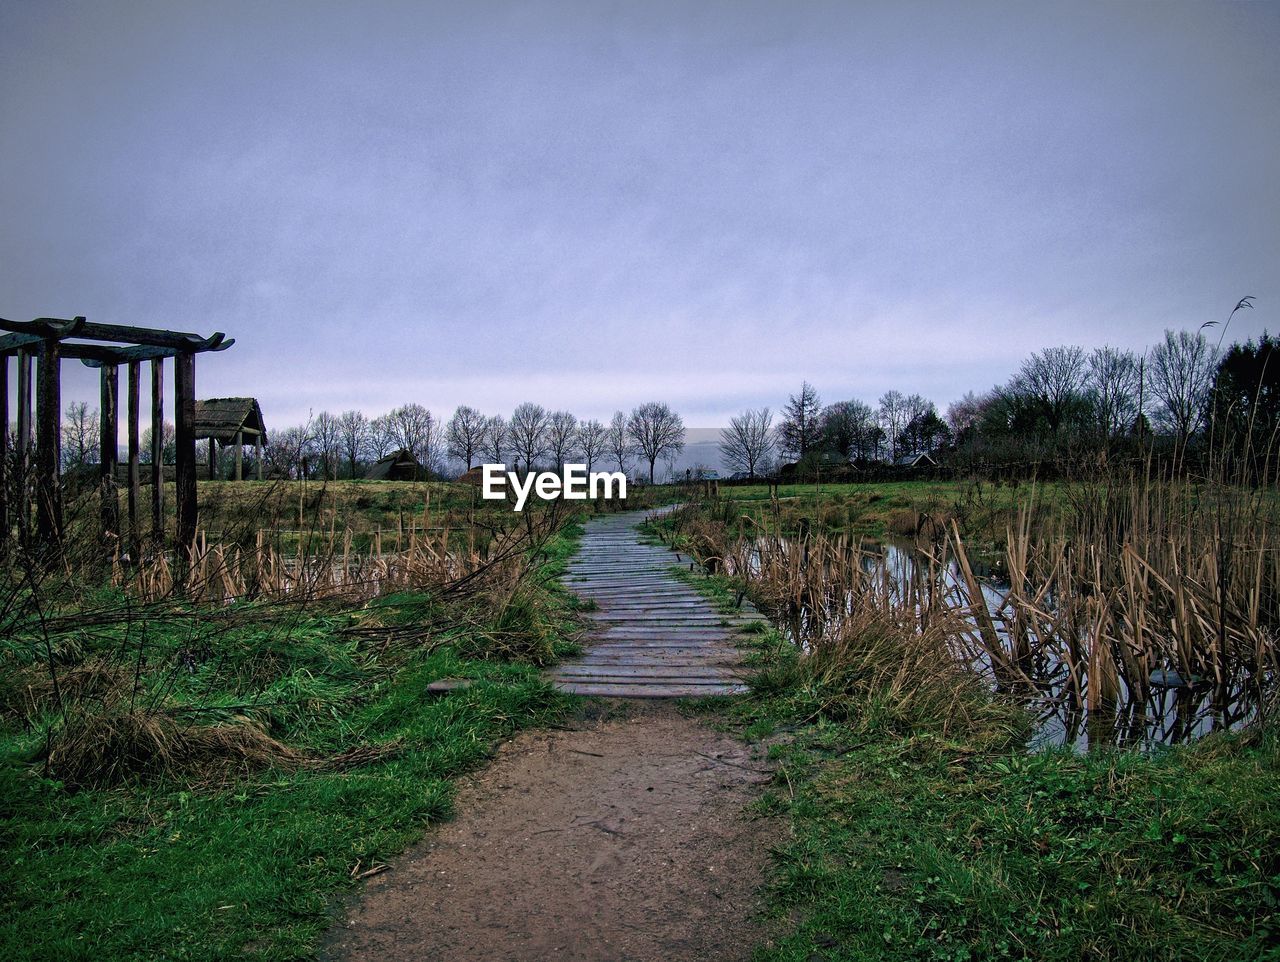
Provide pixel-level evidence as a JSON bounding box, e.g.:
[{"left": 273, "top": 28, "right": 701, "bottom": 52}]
[
  {"left": 365, "top": 448, "right": 424, "bottom": 480},
  {"left": 193, "top": 398, "right": 267, "bottom": 444}
]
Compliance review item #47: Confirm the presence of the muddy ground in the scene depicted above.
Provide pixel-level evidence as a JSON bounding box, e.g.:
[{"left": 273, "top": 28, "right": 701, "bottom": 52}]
[{"left": 322, "top": 701, "right": 779, "bottom": 962}]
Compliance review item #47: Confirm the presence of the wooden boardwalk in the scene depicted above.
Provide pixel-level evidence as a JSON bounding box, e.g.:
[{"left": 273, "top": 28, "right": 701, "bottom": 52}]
[{"left": 549, "top": 509, "right": 758, "bottom": 698}]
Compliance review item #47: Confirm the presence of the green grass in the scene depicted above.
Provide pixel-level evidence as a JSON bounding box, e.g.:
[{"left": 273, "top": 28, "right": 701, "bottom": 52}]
[
  {"left": 0, "top": 522, "right": 589, "bottom": 961},
  {"left": 694, "top": 480, "right": 1066, "bottom": 544},
  {"left": 749, "top": 725, "right": 1280, "bottom": 962}
]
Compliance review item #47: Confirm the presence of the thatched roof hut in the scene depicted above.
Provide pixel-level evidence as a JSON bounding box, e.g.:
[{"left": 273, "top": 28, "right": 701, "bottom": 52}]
[
  {"left": 193, "top": 398, "right": 267, "bottom": 444},
  {"left": 194, "top": 398, "right": 267, "bottom": 480},
  {"left": 366, "top": 449, "right": 424, "bottom": 481}
]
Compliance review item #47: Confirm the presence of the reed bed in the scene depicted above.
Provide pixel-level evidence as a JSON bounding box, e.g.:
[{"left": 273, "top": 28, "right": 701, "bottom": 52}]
[
  {"left": 111, "top": 494, "right": 548, "bottom": 606},
  {"left": 660, "top": 475, "right": 1280, "bottom": 743}
]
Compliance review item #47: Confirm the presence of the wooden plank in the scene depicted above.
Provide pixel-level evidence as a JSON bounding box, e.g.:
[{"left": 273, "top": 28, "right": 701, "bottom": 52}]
[
  {"left": 70, "top": 320, "right": 225, "bottom": 351},
  {"left": 174, "top": 352, "right": 197, "bottom": 561},
  {"left": 15, "top": 349, "right": 31, "bottom": 544},
  {"left": 127, "top": 361, "right": 140, "bottom": 559},
  {"left": 99, "top": 363, "right": 119, "bottom": 542},
  {"left": 0, "top": 355, "right": 7, "bottom": 545},
  {"left": 552, "top": 682, "right": 746, "bottom": 698},
  {"left": 234, "top": 429, "right": 243, "bottom": 481},
  {"left": 150, "top": 358, "right": 164, "bottom": 544},
  {"left": 34, "top": 340, "right": 61, "bottom": 548}
]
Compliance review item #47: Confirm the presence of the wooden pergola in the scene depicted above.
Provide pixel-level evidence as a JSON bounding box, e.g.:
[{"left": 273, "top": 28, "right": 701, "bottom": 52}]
[{"left": 0, "top": 315, "right": 234, "bottom": 559}]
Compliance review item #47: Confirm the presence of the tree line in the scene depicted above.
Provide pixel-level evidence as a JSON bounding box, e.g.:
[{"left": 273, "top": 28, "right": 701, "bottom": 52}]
[
  {"left": 47, "top": 302, "right": 1275, "bottom": 484},
  {"left": 719, "top": 307, "right": 1276, "bottom": 480},
  {"left": 54, "top": 401, "right": 687, "bottom": 484}
]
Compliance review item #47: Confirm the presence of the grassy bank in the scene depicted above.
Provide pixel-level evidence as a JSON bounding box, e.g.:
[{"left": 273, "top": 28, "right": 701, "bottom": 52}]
[
  {"left": 0, "top": 518, "right": 588, "bottom": 961},
  {"left": 678, "top": 564, "right": 1280, "bottom": 961},
  {"left": 692, "top": 479, "right": 1062, "bottom": 546}
]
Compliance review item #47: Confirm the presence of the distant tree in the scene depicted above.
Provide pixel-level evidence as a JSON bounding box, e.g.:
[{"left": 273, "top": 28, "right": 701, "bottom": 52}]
[
  {"left": 368, "top": 413, "right": 397, "bottom": 460},
  {"left": 62, "top": 401, "right": 100, "bottom": 469},
  {"left": 877, "top": 391, "right": 908, "bottom": 461},
  {"left": 446, "top": 405, "right": 487, "bottom": 471},
  {"left": 608, "top": 410, "right": 631, "bottom": 473},
  {"left": 1209, "top": 332, "right": 1280, "bottom": 459},
  {"left": 945, "top": 392, "right": 986, "bottom": 444},
  {"left": 1148, "top": 329, "right": 1219, "bottom": 445},
  {"left": 777, "top": 382, "right": 822, "bottom": 460},
  {"left": 385, "top": 403, "right": 436, "bottom": 469},
  {"left": 310, "top": 411, "right": 342, "bottom": 480},
  {"left": 576, "top": 418, "right": 608, "bottom": 472},
  {"left": 719, "top": 407, "right": 775, "bottom": 479},
  {"left": 481, "top": 414, "right": 509, "bottom": 466},
  {"left": 140, "top": 420, "right": 176, "bottom": 465},
  {"left": 628, "top": 402, "right": 685, "bottom": 483},
  {"left": 337, "top": 409, "right": 370, "bottom": 478},
  {"left": 267, "top": 424, "right": 310, "bottom": 478},
  {"left": 1088, "top": 347, "right": 1142, "bottom": 441},
  {"left": 1012, "top": 345, "right": 1092, "bottom": 435},
  {"left": 820, "top": 400, "right": 870, "bottom": 460},
  {"left": 547, "top": 411, "right": 579, "bottom": 468},
  {"left": 509, "top": 402, "right": 550, "bottom": 472},
  {"left": 897, "top": 405, "right": 951, "bottom": 456}
]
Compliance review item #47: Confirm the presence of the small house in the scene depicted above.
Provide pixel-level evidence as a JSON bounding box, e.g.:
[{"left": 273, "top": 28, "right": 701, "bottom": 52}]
[
  {"left": 194, "top": 398, "right": 267, "bottom": 480},
  {"left": 366, "top": 449, "right": 425, "bottom": 481},
  {"left": 894, "top": 451, "right": 938, "bottom": 469}
]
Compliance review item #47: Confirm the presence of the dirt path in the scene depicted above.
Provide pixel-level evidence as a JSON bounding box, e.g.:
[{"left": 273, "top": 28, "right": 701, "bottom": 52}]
[{"left": 321, "top": 701, "right": 777, "bottom": 962}]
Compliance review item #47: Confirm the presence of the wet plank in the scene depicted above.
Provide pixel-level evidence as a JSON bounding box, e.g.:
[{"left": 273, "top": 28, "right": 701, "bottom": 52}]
[{"left": 548, "top": 509, "right": 760, "bottom": 699}]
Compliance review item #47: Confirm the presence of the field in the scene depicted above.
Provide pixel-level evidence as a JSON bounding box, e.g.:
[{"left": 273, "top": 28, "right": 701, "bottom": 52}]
[{"left": 6, "top": 475, "right": 1280, "bottom": 960}]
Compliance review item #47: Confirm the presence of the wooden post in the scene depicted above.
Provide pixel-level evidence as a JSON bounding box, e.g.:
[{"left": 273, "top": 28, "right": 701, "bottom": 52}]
[
  {"left": 15, "top": 349, "right": 31, "bottom": 544},
  {"left": 150, "top": 358, "right": 164, "bottom": 545},
  {"left": 234, "top": 429, "right": 243, "bottom": 481},
  {"left": 174, "top": 353, "right": 197, "bottom": 562},
  {"left": 256, "top": 433, "right": 263, "bottom": 480},
  {"left": 99, "top": 363, "right": 120, "bottom": 544},
  {"left": 0, "top": 356, "right": 8, "bottom": 547},
  {"left": 127, "top": 361, "right": 140, "bottom": 559},
  {"left": 34, "top": 340, "right": 62, "bottom": 549},
  {"left": 208, "top": 436, "right": 217, "bottom": 480}
]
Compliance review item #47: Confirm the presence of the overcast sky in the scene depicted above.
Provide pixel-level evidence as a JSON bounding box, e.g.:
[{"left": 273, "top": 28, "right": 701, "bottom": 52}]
[{"left": 2, "top": 0, "right": 1277, "bottom": 430}]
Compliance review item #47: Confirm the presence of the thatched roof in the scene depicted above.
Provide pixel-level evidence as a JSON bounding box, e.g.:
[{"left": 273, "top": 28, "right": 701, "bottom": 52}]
[
  {"left": 194, "top": 398, "right": 267, "bottom": 444},
  {"left": 365, "top": 448, "right": 423, "bottom": 481}
]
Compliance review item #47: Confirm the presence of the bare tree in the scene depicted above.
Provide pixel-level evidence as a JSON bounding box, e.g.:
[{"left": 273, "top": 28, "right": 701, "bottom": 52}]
[
  {"left": 62, "top": 401, "right": 100, "bottom": 469},
  {"left": 140, "top": 420, "right": 175, "bottom": 465},
  {"left": 266, "top": 424, "right": 310, "bottom": 478},
  {"left": 777, "top": 381, "right": 822, "bottom": 459},
  {"left": 608, "top": 410, "right": 631, "bottom": 473},
  {"left": 546, "top": 410, "right": 579, "bottom": 468},
  {"left": 368, "top": 413, "right": 397, "bottom": 460},
  {"left": 627, "top": 402, "right": 685, "bottom": 483},
  {"left": 310, "top": 410, "right": 342, "bottom": 480},
  {"left": 385, "top": 403, "right": 436, "bottom": 468},
  {"left": 720, "top": 407, "right": 774, "bottom": 479},
  {"left": 576, "top": 418, "right": 607, "bottom": 472},
  {"left": 1088, "top": 347, "right": 1142, "bottom": 440},
  {"left": 877, "top": 390, "right": 907, "bottom": 461},
  {"left": 1148, "top": 329, "right": 1219, "bottom": 443},
  {"left": 337, "top": 409, "right": 370, "bottom": 478},
  {"left": 1012, "top": 345, "right": 1091, "bottom": 433},
  {"left": 446, "top": 405, "right": 487, "bottom": 471},
  {"left": 509, "top": 402, "right": 550, "bottom": 472},
  {"left": 945, "top": 391, "right": 986, "bottom": 440},
  {"left": 481, "top": 414, "right": 509, "bottom": 466}
]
